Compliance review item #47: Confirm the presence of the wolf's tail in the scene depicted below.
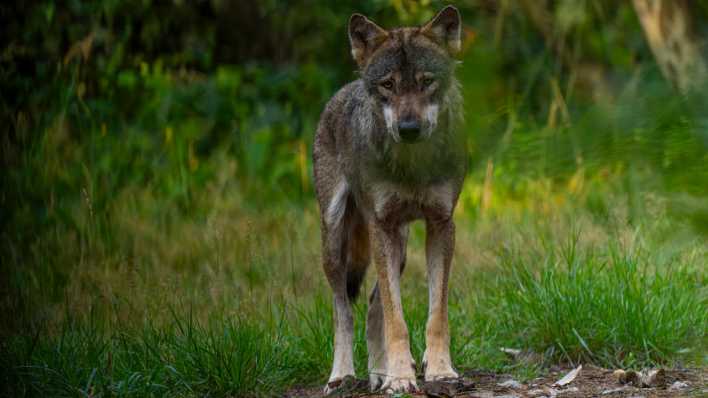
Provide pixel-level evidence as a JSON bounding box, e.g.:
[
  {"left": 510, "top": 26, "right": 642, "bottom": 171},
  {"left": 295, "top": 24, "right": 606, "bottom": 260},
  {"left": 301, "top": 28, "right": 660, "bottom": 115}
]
[
  {"left": 344, "top": 203, "right": 370, "bottom": 301},
  {"left": 346, "top": 267, "right": 366, "bottom": 300}
]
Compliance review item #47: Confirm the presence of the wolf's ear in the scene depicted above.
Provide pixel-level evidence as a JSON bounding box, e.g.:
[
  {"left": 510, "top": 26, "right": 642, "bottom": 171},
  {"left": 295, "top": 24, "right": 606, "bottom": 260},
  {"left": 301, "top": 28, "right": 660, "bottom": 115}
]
[
  {"left": 421, "top": 5, "right": 461, "bottom": 54},
  {"left": 349, "top": 14, "right": 388, "bottom": 67}
]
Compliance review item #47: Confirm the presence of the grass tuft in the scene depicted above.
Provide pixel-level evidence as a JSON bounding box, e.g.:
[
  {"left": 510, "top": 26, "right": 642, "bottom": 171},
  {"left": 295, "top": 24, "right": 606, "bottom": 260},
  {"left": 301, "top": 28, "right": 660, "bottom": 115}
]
[{"left": 484, "top": 242, "right": 707, "bottom": 369}]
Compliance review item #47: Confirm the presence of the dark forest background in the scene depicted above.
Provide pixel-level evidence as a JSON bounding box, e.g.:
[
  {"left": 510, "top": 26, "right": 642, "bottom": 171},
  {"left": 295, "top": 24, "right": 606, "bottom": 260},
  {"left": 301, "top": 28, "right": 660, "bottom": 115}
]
[{"left": 1, "top": 1, "right": 707, "bottom": 396}]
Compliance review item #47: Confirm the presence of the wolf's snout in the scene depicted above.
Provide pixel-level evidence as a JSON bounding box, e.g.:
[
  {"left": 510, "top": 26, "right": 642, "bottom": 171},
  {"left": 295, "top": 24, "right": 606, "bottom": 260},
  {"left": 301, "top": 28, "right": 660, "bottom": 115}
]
[{"left": 398, "top": 119, "right": 421, "bottom": 142}]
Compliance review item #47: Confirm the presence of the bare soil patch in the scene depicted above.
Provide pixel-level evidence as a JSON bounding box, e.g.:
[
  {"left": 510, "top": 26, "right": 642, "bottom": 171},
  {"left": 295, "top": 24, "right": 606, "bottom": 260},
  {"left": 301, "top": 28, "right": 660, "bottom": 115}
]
[{"left": 285, "top": 366, "right": 707, "bottom": 397}]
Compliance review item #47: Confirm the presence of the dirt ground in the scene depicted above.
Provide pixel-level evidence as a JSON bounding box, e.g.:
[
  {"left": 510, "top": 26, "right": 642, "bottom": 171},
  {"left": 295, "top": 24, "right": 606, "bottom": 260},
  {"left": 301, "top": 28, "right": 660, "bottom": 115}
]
[{"left": 285, "top": 366, "right": 707, "bottom": 397}]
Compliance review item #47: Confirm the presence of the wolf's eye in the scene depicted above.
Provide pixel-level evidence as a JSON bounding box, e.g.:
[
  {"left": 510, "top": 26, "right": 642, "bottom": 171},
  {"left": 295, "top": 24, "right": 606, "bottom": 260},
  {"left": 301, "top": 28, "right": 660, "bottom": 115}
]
[
  {"left": 422, "top": 78, "right": 435, "bottom": 87},
  {"left": 380, "top": 80, "right": 394, "bottom": 90}
]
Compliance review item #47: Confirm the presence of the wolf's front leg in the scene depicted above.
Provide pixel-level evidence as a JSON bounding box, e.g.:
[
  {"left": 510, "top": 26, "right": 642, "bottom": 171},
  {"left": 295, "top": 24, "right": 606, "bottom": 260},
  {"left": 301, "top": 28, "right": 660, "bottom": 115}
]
[
  {"left": 422, "top": 217, "right": 458, "bottom": 381},
  {"left": 369, "top": 222, "right": 417, "bottom": 393}
]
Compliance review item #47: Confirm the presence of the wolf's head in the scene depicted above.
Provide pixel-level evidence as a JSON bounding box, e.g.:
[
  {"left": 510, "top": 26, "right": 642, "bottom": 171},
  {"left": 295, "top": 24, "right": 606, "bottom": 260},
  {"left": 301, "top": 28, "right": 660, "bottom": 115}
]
[{"left": 349, "top": 6, "right": 461, "bottom": 144}]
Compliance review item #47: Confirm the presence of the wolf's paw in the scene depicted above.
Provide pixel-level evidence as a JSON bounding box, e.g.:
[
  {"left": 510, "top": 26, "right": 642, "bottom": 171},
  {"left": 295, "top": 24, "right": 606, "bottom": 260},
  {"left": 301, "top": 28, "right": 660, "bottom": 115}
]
[
  {"left": 424, "top": 367, "right": 459, "bottom": 382},
  {"left": 369, "top": 361, "right": 415, "bottom": 390},
  {"left": 324, "top": 375, "right": 356, "bottom": 395},
  {"left": 422, "top": 354, "right": 458, "bottom": 382},
  {"left": 381, "top": 375, "right": 418, "bottom": 394}
]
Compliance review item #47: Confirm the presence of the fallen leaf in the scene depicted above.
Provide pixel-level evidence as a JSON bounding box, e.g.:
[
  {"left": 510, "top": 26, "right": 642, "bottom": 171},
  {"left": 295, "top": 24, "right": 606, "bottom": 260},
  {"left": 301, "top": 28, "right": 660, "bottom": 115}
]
[{"left": 554, "top": 365, "right": 582, "bottom": 387}]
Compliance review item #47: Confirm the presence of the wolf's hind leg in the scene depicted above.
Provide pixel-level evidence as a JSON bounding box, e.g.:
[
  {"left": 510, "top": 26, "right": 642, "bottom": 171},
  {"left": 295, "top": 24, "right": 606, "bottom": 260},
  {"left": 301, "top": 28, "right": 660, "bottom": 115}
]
[
  {"left": 321, "top": 187, "right": 356, "bottom": 394},
  {"left": 325, "top": 286, "right": 355, "bottom": 394},
  {"left": 323, "top": 261, "right": 355, "bottom": 394}
]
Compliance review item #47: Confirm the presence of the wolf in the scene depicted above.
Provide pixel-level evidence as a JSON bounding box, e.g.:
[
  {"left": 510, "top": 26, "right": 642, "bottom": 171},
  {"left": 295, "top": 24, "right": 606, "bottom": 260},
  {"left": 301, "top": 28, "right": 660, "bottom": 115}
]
[{"left": 313, "top": 5, "right": 466, "bottom": 394}]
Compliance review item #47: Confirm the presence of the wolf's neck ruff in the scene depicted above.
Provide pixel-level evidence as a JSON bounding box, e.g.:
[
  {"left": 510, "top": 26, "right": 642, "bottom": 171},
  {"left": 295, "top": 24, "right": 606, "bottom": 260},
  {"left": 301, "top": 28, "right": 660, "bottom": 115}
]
[{"left": 360, "top": 79, "right": 465, "bottom": 186}]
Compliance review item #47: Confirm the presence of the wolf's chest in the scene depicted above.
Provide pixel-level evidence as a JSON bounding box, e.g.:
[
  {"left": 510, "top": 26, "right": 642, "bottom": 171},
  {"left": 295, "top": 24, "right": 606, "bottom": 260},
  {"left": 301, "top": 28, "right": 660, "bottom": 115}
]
[{"left": 365, "top": 180, "right": 457, "bottom": 223}]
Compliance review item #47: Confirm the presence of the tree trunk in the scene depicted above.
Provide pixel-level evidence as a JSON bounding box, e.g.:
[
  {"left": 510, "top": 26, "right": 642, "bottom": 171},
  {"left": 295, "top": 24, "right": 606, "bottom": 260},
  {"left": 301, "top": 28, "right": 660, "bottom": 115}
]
[{"left": 633, "top": 0, "right": 707, "bottom": 93}]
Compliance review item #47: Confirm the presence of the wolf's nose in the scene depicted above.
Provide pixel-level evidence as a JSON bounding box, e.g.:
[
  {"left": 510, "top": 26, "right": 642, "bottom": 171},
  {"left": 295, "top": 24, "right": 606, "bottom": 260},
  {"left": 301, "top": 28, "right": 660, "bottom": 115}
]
[{"left": 398, "top": 120, "right": 421, "bottom": 142}]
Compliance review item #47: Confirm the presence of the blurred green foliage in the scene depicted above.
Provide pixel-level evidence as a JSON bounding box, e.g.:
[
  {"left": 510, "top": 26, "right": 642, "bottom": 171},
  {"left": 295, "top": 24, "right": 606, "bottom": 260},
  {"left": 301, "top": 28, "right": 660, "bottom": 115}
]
[{"left": 2, "top": 0, "right": 708, "bottom": 275}]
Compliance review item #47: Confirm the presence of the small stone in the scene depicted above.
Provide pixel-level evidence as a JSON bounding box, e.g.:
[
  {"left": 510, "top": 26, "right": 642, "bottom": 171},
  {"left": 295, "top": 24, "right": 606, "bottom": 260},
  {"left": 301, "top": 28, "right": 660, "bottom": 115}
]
[
  {"left": 623, "top": 370, "right": 640, "bottom": 386},
  {"left": 669, "top": 381, "right": 689, "bottom": 390},
  {"left": 497, "top": 379, "right": 523, "bottom": 389},
  {"left": 613, "top": 369, "right": 626, "bottom": 383},
  {"left": 640, "top": 368, "right": 665, "bottom": 387}
]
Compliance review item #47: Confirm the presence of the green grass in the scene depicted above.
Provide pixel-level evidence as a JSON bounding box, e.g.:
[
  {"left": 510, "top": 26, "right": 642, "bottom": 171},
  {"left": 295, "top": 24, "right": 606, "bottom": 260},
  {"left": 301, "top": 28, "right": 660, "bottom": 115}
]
[
  {"left": 2, "top": 188, "right": 706, "bottom": 396},
  {"left": 2, "top": 313, "right": 306, "bottom": 396},
  {"left": 487, "top": 243, "right": 706, "bottom": 367}
]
